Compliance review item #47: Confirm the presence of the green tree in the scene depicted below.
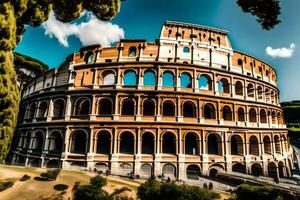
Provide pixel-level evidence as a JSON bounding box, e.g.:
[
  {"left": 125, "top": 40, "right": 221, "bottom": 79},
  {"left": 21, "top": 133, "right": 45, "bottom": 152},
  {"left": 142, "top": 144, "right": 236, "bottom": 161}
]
[
  {"left": 236, "top": 0, "right": 281, "bottom": 30},
  {"left": 234, "top": 184, "right": 282, "bottom": 200},
  {"left": 0, "top": 0, "right": 121, "bottom": 162}
]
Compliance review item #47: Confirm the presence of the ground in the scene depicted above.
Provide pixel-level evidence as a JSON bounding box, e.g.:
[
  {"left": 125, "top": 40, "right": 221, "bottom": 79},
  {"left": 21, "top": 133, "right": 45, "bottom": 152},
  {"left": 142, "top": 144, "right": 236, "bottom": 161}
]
[{"left": 0, "top": 165, "right": 231, "bottom": 200}]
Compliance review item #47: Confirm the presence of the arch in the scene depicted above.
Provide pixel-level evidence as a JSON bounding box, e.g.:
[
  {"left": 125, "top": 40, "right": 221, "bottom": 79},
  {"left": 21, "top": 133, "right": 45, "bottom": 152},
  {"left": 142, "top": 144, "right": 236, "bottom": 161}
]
[
  {"left": 180, "top": 73, "right": 192, "bottom": 88},
  {"left": 53, "top": 99, "right": 65, "bottom": 117},
  {"left": 274, "top": 135, "right": 281, "bottom": 154},
  {"left": 74, "top": 98, "right": 90, "bottom": 115},
  {"left": 260, "top": 109, "right": 267, "bottom": 123},
  {"left": 124, "top": 70, "right": 137, "bottom": 86},
  {"left": 265, "top": 88, "right": 271, "bottom": 102},
  {"left": 120, "top": 132, "right": 134, "bottom": 154},
  {"left": 120, "top": 163, "right": 133, "bottom": 176},
  {"left": 238, "top": 59, "right": 243, "bottom": 66},
  {"left": 98, "top": 98, "right": 113, "bottom": 115},
  {"left": 231, "top": 135, "right": 243, "bottom": 155},
  {"left": 208, "top": 165, "right": 224, "bottom": 179},
  {"left": 218, "top": 78, "right": 230, "bottom": 93},
  {"left": 162, "top": 163, "right": 176, "bottom": 179},
  {"left": 251, "top": 163, "right": 263, "bottom": 177},
  {"left": 37, "top": 102, "right": 48, "bottom": 118},
  {"left": 223, "top": 106, "right": 232, "bottom": 121},
  {"left": 143, "top": 70, "right": 156, "bottom": 86},
  {"left": 249, "top": 108, "right": 257, "bottom": 123},
  {"left": 32, "top": 131, "right": 44, "bottom": 153},
  {"left": 272, "top": 111, "right": 277, "bottom": 124},
  {"left": 85, "top": 51, "right": 94, "bottom": 63},
  {"left": 235, "top": 81, "right": 243, "bottom": 96},
  {"left": 268, "top": 162, "right": 277, "bottom": 179},
  {"left": 203, "top": 103, "right": 216, "bottom": 119},
  {"left": 183, "top": 47, "right": 190, "bottom": 53},
  {"left": 95, "top": 163, "right": 109, "bottom": 173},
  {"left": 129, "top": 46, "right": 137, "bottom": 57},
  {"left": 70, "top": 130, "right": 87, "bottom": 154},
  {"left": 141, "top": 164, "right": 152, "bottom": 178},
  {"left": 162, "top": 100, "right": 175, "bottom": 116},
  {"left": 28, "top": 103, "right": 37, "bottom": 119},
  {"left": 102, "top": 71, "right": 115, "bottom": 85},
  {"left": 232, "top": 163, "right": 246, "bottom": 173},
  {"left": 183, "top": 101, "right": 196, "bottom": 118},
  {"left": 263, "top": 136, "right": 272, "bottom": 154},
  {"left": 199, "top": 74, "right": 212, "bottom": 90},
  {"left": 186, "top": 165, "right": 201, "bottom": 180},
  {"left": 162, "top": 132, "right": 176, "bottom": 154},
  {"left": 142, "top": 132, "right": 155, "bottom": 154},
  {"left": 185, "top": 132, "right": 198, "bottom": 155},
  {"left": 97, "top": 130, "right": 111, "bottom": 155},
  {"left": 24, "top": 132, "right": 32, "bottom": 149},
  {"left": 249, "top": 136, "right": 259, "bottom": 155},
  {"left": 207, "top": 133, "right": 222, "bottom": 155},
  {"left": 143, "top": 99, "right": 155, "bottom": 116},
  {"left": 162, "top": 71, "right": 174, "bottom": 87},
  {"left": 247, "top": 83, "right": 254, "bottom": 97},
  {"left": 238, "top": 107, "right": 245, "bottom": 122},
  {"left": 257, "top": 86, "right": 263, "bottom": 100},
  {"left": 121, "top": 98, "right": 135, "bottom": 115},
  {"left": 48, "top": 131, "right": 63, "bottom": 153},
  {"left": 278, "top": 161, "right": 285, "bottom": 178}
]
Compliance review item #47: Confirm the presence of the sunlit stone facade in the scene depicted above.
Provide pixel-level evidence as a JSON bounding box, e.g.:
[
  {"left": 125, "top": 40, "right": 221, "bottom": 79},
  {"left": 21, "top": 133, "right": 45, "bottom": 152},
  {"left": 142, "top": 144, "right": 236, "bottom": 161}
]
[{"left": 10, "top": 21, "right": 293, "bottom": 181}]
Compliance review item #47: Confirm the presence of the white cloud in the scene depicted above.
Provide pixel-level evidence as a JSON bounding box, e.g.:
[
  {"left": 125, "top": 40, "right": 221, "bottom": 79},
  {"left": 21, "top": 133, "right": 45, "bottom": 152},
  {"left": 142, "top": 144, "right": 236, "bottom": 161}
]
[
  {"left": 42, "top": 12, "right": 124, "bottom": 47},
  {"left": 266, "top": 43, "right": 296, "bottom": 58}
]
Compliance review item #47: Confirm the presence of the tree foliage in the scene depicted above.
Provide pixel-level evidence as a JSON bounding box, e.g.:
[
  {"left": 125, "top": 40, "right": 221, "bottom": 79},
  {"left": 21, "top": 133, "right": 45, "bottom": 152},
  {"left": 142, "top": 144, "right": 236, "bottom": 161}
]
[
  {"left": 236, "top": 0, "right": 281, "bottom": 30},
  {"left": 137, "top": 178, "right": 220, "bottom": 200},
  {"left": 233, "top": 184, "right": 282, "bottom": 200},
  {"left": 0, "top": 0, "right": 121, "bottom": 162}
]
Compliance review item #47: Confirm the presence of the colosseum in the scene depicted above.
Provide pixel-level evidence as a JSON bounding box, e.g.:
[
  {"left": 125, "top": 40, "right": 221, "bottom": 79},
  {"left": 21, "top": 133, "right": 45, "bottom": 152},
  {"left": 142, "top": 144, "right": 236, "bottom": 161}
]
[{"left": 9, "top": 21, "right": 293, "bottom": 181}]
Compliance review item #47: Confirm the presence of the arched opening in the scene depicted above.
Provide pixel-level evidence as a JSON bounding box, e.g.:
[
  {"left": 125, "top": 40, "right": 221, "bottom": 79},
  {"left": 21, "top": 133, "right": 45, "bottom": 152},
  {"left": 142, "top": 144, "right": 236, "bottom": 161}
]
[
  {"left": 162, "top": 71, "right": 174, "bottom": 87},
  {"left": 223, "top": 106, "right": 232, "bottom": 121},
  {"left": 249, "top": 136, "right": 259, "bottom": 156},
  {"left": 142, "top": 132, "right": 154, "bottom": 154},
  {"left": 129, "top": 46, "right": 137, "bottom": 56},
  {"left": 75, "top": 98, "right": 90, "bottom": 115},
  {"left": 257, "top": 86, "right": 263, "bottom": 100},
  {"left": 121, "top": 99, "right": 135, "bottom": 115},
  {"left": 278, "top": 161, "right": 285, "bottom": 178},
  {"left": 263, "top": 136, "right": 271, "bottom": 154},
  {"left": 143, "top": 100, "right": 155, "bottom": 116},
  {"left": 53, "top": 99, "right": 65, "bottom": 117},
  {"left": 162, "top": 163, "right": 176, "bottom": 179},
  {"left": 183, "top": 101, "right": 196, "bottom": 118},
  {"left": 199, "top": 75, "right": 212, "bottom": 90},
  {"left": 124, "top": 70, "right": 137, "bottom": 86},
  {"left": 235, "top": 81, "right": 243, "bottom": 96},
  {"left": 274, "top": 135, "right": 281, "bottom": 154},
  {"left": 204, "top": 103, "right": 216, "bottom": 119},
  {"left": 28, "top": 103, "right": 37, "bottom": 119},
  {"left": 143, "top": 70, "right": 156, "bottom": 86},
  {"left": 162, "top": 132, "right": 176, "bottom": 154},
  {"left": 32, "top": 132, "right": 44, "bottom": 153},
  {"left": 238, "top": 107, "right": 245, "bottom": 122},
  {"left": 186, "top": 165, "right": 201, "bottom": 180},
  {"left": 265, "top": 88, "right": 271, "bottom": 102},
  {"left": 207, "top": 134, "right": 222, "bottom": 155},
  {"left": 97, "top": 131, "right": 111, "bottom": 155},
  {"left": 218, "top": 78, "right": 230, "bottom": 93},
  {"left": 141, "top": 164, "right": 152, "bottom": 178},
  {"left": 209, "top": 168, "right": 219, "bottom": 179},
  {"left": 247, "top": 83, "right": 254, "bottom": 97},
  {"left": 231, "top": 135, "right": 243, "bottom": 155},
  {"left": 185, "top": 133, "right": 198, "bottom": 155},
  {"left": 95, "top": 163, "right": 109, "bottom": 174},
  {"left": 24, "top": 132, "right": 31, "bottom": 149},
  {"left": 48, "top": 131, "right": 63, "bottom": 153},
  {"left": 180, "top": 73, "right": 192, "bottom": 88},
  {"left": 272, "top": 111, "right": 276, "bottom": 124},
  {"left": 183, "top": 47, "right": 190, "bottom": 53},
  {"left": 268, "top": 162, "right": 277, "bottom": 179},
  {"left": 120, "top": 132, "right": 134, "bottom": 154},
  {"left": 162, "top": 101, "right": 175, "bottom": 116},
  {"left": 37, "top": 102, "right": 48, "bottom": 118},
  {"left": 102, "top": 71, "right": 115, "bottom": 85},
  {"left": 85, "top": 52, "right": 94, "bottom": 63},
  {"left": 71, "top": 130, "right": 87, "bottom": 154},
  {"left": 99, "top": 98, "right": 113, "bottom": 115},
  {"left": 232, "top": 163, "right": 246, "bottom": 173},
  {"left": 237, "top": 59, "right": 243, "bottom": 66},
  {"left": 251, "top": 163, "right": 263, "bottom": 177},
  {"left": 120, "top": 163, "right": 133, "bottom": 176},
  {"left": 260, "top": 109, "right": 267, "bottom": 123},
  {"left": 249, "top": 108, "right": 257, "bottom": 123}
]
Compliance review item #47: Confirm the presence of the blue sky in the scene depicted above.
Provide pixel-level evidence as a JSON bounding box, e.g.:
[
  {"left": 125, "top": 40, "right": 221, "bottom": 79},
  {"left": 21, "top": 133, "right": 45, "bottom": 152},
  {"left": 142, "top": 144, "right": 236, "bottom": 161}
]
[{"left": 15, "top": 0, "right": 300, "bottom": 101}]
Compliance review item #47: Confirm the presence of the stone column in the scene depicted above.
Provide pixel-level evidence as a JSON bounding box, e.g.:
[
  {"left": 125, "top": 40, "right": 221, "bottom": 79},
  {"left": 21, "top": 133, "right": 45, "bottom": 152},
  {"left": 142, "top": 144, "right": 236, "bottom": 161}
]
[
  {"left": 134, "top": 128, "right": 142, "bottom": 176},
  {"left": 65, "top": 95, "right": 72, "bottom": 121},
  {"left": 178, "top": 128, "right": 185, "bottom": 181},
  {"left": 135, "top": 95, "right": 142, "bottom": 121},
  {"left": 87, "top": 127, "right": 95, "bottom": 171},
  {"left": 47, "top": 99, "right": 53, "bottom": 121},
  {"left": 154, "top": 128, "right": 162, "bottom": 177},
  {"left": 90, "top": 94, "right": 96, "bottom": 120},
  {"left": 111, "top": 127, "right": 119, "bottom": 175}
]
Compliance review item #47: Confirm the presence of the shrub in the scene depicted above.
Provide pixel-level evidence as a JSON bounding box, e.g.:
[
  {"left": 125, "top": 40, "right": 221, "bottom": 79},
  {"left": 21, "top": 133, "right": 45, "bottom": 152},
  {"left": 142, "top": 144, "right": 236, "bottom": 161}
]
[
  {"left": 0, "top": 181, "right": 14, "bottom": 192},
  {"left": 234, "top": 184, "right": 282, "bottom": 200},
  {"left": 90, "top": 175, "right": 107, "bottom": 188},
  {"left": 54, "top": 184, "right": 69, "bottom": 191},
  {"left": 41, "top": 169, "right": 61, "bottom": 180},
  {"left": 20, "top": 174, "right": 31, "bottom": 181}
]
